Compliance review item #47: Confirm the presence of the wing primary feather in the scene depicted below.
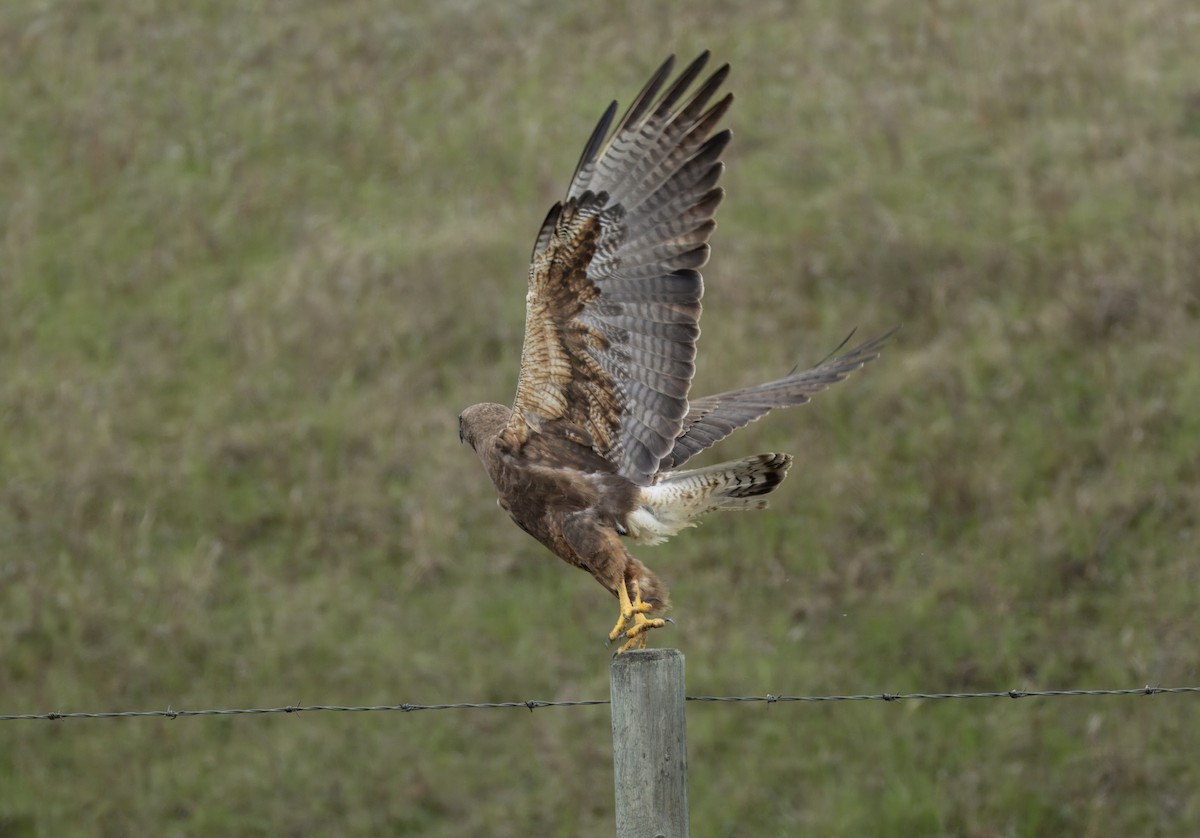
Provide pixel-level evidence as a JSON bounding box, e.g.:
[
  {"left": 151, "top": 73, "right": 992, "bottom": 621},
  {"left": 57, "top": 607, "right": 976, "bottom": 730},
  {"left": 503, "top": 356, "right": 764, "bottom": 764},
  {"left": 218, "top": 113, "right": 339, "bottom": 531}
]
[
  {"left": 660, "top": 330, "right": 897, "bottom": 470},
  {"left": 791, "top": 327, "right": 858, "bottom": 375},
  {"left": 648, "top": 51, "right": 713, "bottom": 120},
  {"left": 618, "top": 104, "right": 733, "bottom": 217},
  {"left": 629, "top": 130, "right": 730, "bottom": 210},
  {"left": 569, "top": 100, "right": 618, "bottom": 196},
  {"left": 587, "top": 54, "right": 679, "bottom": 180},
  {"left": 589, "top": 58, "right": 727, "bottom": 211},
  {"left": 617, "top": 54, "right": 681, "bottom": 132},
  {"left": 628, "top": 183, "right": 724, "bottom": 233},
  {"left": 662, "top": 63, "right": 730, "bottom": 129}
]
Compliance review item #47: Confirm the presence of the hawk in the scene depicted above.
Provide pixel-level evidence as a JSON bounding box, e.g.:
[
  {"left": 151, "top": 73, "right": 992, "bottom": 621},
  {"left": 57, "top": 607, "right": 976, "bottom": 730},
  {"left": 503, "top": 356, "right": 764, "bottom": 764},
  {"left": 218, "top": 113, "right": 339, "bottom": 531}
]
[{"left": 459, "top": 53, "right": 891, "bottom": 652}]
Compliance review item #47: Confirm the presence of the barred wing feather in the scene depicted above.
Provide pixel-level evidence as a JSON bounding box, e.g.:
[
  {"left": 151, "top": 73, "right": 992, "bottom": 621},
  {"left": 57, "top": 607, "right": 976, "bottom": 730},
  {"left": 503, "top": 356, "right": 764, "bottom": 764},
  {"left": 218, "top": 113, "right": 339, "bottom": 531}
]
[
  {"left": 661, "top": 330, "right": 895, "bottom": 471},
  {"left": 506, "top": 53, "right": 732, "bottom": 486}
]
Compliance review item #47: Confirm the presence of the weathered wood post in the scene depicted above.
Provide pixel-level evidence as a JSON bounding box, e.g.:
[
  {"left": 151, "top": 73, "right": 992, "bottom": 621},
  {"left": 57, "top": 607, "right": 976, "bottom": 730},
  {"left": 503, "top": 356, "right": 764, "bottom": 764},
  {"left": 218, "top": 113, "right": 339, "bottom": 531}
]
[{"left": 610, "top": 648, "right": 689, "bottom": 838}]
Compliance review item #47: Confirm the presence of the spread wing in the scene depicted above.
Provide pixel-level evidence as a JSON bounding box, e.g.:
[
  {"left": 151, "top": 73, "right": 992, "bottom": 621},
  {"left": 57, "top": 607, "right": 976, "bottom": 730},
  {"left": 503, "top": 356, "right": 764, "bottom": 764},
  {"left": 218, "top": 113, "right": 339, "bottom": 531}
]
[
  {"left": 659, "top": 330, "right": 896, "bottom": 471},
  {"left": 504, "top": 53, "right": 732, "bottom": 486}
]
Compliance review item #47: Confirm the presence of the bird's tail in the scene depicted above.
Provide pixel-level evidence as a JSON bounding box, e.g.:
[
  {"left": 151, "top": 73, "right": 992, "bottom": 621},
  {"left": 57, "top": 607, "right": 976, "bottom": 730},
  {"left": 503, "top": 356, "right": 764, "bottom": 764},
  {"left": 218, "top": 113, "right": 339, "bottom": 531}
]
[{"left": 625, "top": 453, "right": 793, "bottom": 545}]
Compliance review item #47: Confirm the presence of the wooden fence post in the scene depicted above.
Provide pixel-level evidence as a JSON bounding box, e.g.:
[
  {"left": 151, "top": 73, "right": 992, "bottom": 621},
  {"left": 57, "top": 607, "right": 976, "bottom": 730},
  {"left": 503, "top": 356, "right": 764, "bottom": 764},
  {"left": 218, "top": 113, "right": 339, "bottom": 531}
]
[{"left": 610, "top": 648, "right": 689, "bottom": 838}]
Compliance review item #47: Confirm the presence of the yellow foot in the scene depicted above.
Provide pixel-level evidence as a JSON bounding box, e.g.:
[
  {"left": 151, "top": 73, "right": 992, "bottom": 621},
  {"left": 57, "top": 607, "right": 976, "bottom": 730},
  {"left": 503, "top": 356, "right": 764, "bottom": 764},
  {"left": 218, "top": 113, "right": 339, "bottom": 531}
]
[
  {"left": 614, "top": 612, "right": 665, "bottom": 652},
  {"left": 608, "top": 582, "right": 666, "bottom": 653}
]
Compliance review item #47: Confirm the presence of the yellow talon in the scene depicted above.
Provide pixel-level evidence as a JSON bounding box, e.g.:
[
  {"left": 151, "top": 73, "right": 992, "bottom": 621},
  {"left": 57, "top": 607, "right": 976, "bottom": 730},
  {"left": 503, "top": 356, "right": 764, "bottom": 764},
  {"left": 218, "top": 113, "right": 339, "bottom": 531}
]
[{"left": 609, "top": 582, "right": 666, "bottom": 652}]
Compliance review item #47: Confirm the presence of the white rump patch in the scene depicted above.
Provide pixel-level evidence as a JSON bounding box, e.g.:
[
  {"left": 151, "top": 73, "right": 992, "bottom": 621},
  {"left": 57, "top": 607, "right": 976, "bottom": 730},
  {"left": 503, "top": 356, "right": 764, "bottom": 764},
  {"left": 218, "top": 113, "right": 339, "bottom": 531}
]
[{"left": 624, "top": 499, "right": 697, "bottom": 546}]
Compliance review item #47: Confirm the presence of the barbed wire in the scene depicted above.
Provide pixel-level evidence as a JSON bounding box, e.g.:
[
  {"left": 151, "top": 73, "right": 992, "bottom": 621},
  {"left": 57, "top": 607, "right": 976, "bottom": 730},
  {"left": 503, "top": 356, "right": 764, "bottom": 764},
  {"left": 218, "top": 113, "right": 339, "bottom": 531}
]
[
  {"left": 687, "top": 686, "right": 1200, "bottom": 703},
  {"left": 3, "top": 685, "right": 1197, "bottom": 722}
]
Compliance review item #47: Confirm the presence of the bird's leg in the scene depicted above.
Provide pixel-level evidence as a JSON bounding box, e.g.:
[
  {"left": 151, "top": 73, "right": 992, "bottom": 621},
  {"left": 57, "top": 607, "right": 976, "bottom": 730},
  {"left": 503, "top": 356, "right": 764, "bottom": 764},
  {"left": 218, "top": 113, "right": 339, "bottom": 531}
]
[
  {"left": 608, "top": 580, "right": 649, "bottom": 641},
  {"left": 608, "top": 581, "right": 666, "bottom": 653}
]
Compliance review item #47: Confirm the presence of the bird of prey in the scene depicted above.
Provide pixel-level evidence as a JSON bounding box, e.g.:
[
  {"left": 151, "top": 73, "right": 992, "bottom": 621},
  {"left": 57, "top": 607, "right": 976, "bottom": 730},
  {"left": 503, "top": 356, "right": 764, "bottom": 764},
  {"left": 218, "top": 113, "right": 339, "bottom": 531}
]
[{"left": 459, "top": 53, "right": 890, "bottom": 652}]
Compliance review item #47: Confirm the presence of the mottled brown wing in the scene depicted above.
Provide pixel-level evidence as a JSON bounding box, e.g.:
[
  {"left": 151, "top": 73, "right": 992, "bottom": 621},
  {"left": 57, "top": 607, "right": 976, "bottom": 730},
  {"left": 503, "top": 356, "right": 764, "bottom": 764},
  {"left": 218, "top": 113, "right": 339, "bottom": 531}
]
[
  {"left": 505, "top": 53, "right": 732, "bottom": 486},
  {"left": 659, "top": 330, "right": 895, "bottom": 471}
]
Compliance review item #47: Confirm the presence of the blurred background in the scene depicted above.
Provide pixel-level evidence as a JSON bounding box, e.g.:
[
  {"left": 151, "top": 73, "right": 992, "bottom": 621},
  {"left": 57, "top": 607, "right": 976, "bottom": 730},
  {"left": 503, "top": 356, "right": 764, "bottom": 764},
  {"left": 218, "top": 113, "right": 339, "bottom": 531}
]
[{"left": 2, "top": 0, "right": 1198, "bottom": 834}]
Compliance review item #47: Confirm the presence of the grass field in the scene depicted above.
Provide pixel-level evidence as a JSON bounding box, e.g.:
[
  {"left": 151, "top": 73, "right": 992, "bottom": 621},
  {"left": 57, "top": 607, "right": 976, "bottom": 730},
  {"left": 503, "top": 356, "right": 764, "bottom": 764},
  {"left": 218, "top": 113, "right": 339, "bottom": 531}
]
[{"left": 3, "top": 0, "right": 1199, "bottom": 835}]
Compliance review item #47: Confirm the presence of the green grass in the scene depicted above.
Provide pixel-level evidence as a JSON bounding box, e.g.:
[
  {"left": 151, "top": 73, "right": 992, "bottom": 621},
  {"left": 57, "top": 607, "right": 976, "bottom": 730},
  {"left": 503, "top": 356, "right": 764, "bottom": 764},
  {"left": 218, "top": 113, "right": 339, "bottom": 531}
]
[{"left": 3, "top": 0, "right": 1199, "bottom": 834}]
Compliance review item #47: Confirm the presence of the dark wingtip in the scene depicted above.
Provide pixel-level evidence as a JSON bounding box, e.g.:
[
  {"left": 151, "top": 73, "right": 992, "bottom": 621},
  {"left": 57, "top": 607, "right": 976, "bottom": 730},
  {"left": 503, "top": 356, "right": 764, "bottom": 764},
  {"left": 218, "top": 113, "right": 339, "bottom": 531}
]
[
  {"left": 568, "top": 100, "right": 620, "bottom": 189},
  {"left": 841, "top": 326, "right": 900, "bottom": 362}
]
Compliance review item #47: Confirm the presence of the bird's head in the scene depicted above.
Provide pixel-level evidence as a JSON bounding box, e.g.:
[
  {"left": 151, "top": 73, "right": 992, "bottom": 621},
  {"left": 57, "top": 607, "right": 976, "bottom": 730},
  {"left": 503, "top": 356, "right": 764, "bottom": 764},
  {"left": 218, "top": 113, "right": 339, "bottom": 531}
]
[{"left": 458, "top": 402, "right": 512, "bottom": 455}]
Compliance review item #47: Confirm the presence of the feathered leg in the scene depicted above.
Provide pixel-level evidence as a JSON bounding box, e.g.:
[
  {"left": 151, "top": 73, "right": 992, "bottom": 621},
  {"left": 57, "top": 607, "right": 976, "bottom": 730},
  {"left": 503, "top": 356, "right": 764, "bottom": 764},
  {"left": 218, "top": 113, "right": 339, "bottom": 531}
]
[{"left": 562, "top": 511, "right": 669, "bottom": 652}]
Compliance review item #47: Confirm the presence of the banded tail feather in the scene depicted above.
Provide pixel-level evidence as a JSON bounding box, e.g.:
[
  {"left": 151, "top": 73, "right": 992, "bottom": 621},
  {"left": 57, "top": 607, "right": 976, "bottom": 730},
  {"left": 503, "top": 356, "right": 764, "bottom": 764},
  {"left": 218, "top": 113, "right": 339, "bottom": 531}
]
[{"left": 625, "top": 453, "right": 793, "bottom": 545}]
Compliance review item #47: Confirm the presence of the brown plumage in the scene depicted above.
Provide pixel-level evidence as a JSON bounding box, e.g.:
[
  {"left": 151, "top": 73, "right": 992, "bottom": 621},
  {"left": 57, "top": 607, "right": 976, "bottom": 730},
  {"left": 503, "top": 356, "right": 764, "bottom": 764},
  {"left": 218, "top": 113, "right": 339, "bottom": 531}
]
[{"left": 459, "top": 53, "right": 892, "bottom": 651}]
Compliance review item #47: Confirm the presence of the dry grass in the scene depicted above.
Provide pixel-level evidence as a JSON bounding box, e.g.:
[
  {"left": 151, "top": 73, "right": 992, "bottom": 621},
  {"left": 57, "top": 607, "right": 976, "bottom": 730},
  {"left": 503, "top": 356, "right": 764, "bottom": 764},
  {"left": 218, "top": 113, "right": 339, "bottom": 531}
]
[{"left": 3, "top": 0, "right": 1199, "bottom": 835}]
